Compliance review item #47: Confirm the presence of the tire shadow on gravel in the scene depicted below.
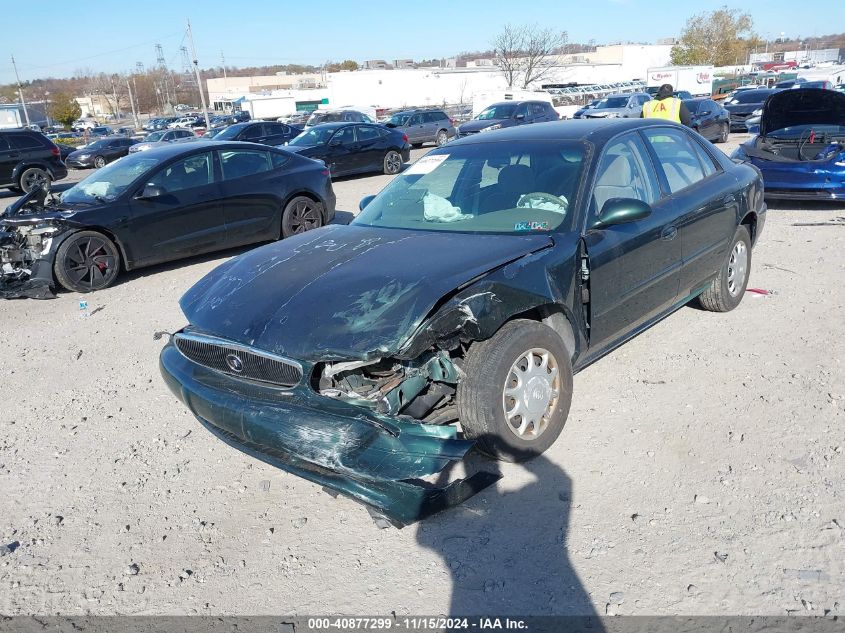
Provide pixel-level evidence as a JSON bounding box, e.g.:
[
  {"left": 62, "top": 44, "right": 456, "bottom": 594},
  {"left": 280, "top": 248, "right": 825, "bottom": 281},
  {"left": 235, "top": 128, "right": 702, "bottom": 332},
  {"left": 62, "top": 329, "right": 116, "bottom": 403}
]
[{"left": 415, "top": 443, "right": 603, "bottom": 625}]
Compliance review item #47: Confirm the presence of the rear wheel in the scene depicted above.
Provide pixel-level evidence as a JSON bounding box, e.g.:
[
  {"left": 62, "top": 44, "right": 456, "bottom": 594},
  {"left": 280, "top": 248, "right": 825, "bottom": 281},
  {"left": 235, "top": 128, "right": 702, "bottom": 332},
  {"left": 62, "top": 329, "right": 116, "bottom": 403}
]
[
  {"left": 19, "top": 167, "right": 49, "bottom": 194},
  {"left": 54, "top": 231, "right": 121, "bottom": 293},
  {"left": 697, "top": 226, "right": 751, "bottom": 312},
  {"left": 457, "top": 319, "right": 573, "bottom": 462},
  {"left": 93, "top": 155, "right": 106, "bottom": 168},
  {"left": 281, "top": 196, "right": 324, "bottom": 238},
  {"left": 383, "top": 150, "right": 403, "bottom": 175},
  {"left": 435, "top": 130, "right": 449, "bottom": 147}
]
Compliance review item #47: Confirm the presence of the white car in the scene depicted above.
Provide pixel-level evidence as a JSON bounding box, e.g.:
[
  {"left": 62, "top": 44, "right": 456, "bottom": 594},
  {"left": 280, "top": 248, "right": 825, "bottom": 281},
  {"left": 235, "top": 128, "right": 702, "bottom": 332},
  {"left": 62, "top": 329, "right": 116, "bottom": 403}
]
[
  {"left": 168, "top": 117, "right": 198, "bottom": 129},
  {"left": 72, "top": 119, "right": 99, "bottom": 130}
]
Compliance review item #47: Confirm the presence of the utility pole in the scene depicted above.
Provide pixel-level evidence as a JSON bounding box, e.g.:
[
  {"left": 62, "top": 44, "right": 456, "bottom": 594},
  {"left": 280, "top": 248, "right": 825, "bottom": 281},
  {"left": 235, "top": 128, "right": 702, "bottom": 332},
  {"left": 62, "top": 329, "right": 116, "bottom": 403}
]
[
  {"left": 221, "top": 50, "right": 228, "bottom": 87},
  {"left": 126, "top": 77, "right": 140, "bottom": 129},
  {"left": 11, "top": 55, "right": 31, "bottom": 127},
  {"left": 110, "top": 75, "right": 121, "bottom": 121},
  {"left": 186, "top": 19, "right": 211, "bottom": 130}
]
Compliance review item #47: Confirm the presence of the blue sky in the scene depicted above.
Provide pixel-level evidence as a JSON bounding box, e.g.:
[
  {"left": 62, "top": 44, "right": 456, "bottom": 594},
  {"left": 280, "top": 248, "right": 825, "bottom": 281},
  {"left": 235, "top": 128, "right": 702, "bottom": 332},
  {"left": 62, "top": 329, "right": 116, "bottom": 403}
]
[{"left": 2, "top": 0, "right": 844, "bottom": 84}]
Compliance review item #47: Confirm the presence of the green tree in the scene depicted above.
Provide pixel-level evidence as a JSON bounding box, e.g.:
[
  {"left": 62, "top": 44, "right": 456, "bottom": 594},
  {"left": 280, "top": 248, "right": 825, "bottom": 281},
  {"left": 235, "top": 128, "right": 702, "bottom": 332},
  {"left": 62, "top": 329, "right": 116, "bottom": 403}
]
[
  {"left": 671, "top": 7, "right": 760, "bottom": 66},
  {"left": 338, "top": 59, "right": 358, "bottom": 71},
  {"left": 51, "top": 92, "right": 82, "bottom": 126}
]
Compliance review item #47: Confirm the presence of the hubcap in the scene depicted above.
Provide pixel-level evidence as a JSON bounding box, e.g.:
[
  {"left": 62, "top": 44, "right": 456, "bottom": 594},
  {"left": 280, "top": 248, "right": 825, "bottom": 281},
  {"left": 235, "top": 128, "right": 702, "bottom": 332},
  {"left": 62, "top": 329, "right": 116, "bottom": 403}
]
[
  {"left": 287, "top": 200, "right": 321, "bottom": 234},
  {"left": 386, "top": 152, "right": 401, "bottom": 173},
  {"left": 727, "top": 240, "right": 748, "bottom": 296},
  {"left": 95, "top": 157, "right": 105, "bottom": 168},
  {"left": 437, "top": 132, "right": 447, "bottom": 146},
  {"left": 23, "top": 171, "right": 47, "bottom": 191},
  {"left": 65, "top": 237, "right": 116, "bottom": 289},
  {"left": 502, "top": 348, "right": 560, "bottom": 441}
]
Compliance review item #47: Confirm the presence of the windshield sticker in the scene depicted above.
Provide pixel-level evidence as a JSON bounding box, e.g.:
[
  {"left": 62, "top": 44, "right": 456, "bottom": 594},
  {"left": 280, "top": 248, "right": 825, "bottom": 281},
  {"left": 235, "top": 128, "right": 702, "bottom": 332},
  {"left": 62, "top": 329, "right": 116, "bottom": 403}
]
[
  {"left": 515, "top": 221, "right": 550, "bottom": 232},
  {"left": 404, "top": 154, "right": 449, "bottom": 175}
]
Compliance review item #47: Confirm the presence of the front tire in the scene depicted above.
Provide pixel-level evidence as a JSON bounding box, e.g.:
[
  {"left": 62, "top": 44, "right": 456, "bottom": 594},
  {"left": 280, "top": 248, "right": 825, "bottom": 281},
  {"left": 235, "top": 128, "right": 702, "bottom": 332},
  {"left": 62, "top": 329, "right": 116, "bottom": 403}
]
[
  {"left": 19, "top": 167, "right": 49, "bottom": 194},
  {"left": 457, "top": 319, "right": 573, "bottom": 462},
  {"left": 697, "top": 225, "right": 751, "bottom": 312},
  {"left": 383, "top": 150, "right": 403, "bottom": 175},
  {"left": 715, "top": 122, "right": 729, "bottom": 143},
  {"left": 94, "top": 155, "right": 106, "bottom": 168},
  {"left": 281, "top": 196, "right": 324, "bottom": 238},
  {"left": 54, "top": 231, "right": 121, "bottom": 293}
]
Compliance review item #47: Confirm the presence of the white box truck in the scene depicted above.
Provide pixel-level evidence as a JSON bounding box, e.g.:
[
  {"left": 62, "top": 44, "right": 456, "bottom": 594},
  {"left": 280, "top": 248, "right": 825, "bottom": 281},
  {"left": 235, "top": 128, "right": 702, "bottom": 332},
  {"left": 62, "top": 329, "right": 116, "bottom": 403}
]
[{"left": 647, "top": 66, "right": 714, "bottom": 97}]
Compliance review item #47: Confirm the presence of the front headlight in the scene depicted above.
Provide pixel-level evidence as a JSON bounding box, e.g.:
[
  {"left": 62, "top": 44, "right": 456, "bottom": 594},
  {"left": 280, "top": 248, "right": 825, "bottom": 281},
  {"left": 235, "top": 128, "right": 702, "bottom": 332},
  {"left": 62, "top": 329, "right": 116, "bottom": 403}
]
[
  {"left": 480, "top": 123, "right": 502, "bottom": 133},
  {"left": 752, "top": 108, "right": 763, "bottom": 116},
  {"left": 76, "top": 154, "right": 90, "bottom": 159}
]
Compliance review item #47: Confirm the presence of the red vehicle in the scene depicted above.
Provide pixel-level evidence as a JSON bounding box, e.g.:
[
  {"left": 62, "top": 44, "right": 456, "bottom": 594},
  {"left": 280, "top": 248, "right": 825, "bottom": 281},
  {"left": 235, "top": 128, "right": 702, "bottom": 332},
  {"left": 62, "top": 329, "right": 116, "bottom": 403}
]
[{"left": 758, "top": 60, "right": 798, "bottom": 72}]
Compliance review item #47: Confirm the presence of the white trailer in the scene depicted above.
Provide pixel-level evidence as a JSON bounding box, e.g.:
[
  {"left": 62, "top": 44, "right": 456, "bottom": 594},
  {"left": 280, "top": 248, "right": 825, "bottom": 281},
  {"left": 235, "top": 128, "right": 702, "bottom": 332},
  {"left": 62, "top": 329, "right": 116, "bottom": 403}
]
[
  {"left": 647, "top": 66, "right": 714, "bottom": 97},
  {"left": 471, "top": 90, "right": 554, "bottom": 117}
]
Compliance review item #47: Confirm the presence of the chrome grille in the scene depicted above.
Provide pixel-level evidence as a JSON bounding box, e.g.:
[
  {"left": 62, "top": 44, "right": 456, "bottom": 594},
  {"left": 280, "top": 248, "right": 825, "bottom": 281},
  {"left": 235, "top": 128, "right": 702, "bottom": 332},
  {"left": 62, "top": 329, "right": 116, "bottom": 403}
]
[{"left": 174, "top": 332, "right": 302, "bottom": 388}]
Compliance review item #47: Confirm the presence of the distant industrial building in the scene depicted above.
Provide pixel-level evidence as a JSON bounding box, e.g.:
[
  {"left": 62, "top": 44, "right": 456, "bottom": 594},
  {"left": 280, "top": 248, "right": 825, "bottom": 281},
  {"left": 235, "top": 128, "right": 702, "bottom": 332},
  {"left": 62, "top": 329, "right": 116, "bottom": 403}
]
[{"left": 393, "top": 59, "right": 415, "bottom": 69}]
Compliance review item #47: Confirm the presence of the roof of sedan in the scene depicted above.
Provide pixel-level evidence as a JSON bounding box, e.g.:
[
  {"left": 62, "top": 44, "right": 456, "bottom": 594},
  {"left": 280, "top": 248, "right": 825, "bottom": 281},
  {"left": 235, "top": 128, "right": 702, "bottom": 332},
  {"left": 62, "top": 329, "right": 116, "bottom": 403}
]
[
  {"left": 449, "top": 118, "right": 684, "bottom": 146},
  {"left": 132, "top": 140, "right": 280, "bottom": 159}
]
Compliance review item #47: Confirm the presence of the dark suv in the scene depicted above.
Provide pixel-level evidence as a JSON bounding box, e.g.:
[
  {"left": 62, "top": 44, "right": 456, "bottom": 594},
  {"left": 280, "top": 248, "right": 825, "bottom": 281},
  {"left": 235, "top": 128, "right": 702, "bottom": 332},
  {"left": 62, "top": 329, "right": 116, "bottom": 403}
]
[
  {"left": 383, "top": 109, "right": 456, "bottom": 147},
  {"left": 0, "top": 129, "right": 68, "bottom": 193},
  {"left": 455, "top": 100, "right": 559, "bottom": 137}
]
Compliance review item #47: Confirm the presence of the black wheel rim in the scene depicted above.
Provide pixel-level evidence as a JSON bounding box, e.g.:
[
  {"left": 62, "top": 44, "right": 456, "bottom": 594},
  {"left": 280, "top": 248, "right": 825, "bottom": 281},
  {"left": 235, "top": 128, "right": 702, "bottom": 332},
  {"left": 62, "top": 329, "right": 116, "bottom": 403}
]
[
  {"left": 286, "top": 199, "right": 322, "bottom": 234},
  {"left": 23, "top": 170, "right": 47, "bottom": 192},
  {"left": 64, "top": 236, "right": 117, "bottom": 290}
]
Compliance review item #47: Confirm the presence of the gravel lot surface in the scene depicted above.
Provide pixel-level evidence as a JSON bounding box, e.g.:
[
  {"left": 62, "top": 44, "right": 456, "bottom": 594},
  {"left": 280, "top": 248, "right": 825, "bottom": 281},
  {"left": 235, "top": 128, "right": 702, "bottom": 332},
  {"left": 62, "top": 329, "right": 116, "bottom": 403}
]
[{"left": 1, "top": 138, "right": 843, "bottom": 616}]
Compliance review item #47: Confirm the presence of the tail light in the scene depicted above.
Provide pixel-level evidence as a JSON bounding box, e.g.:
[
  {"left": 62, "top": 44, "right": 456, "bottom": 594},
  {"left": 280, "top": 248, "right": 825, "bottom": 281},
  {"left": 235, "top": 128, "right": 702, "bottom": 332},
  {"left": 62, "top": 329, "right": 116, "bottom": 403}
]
[
  {"left": 51, "top": 146, "right": 60, "bottom": 157},
  {"left": 402, "top": 134, "right": 409, "bottom": 143},
  {"left": 321, "top": 169, "right": 331, "bottom": 177},
  {"left": 449, "top": 118, "right": 456, "bottom": 125}
]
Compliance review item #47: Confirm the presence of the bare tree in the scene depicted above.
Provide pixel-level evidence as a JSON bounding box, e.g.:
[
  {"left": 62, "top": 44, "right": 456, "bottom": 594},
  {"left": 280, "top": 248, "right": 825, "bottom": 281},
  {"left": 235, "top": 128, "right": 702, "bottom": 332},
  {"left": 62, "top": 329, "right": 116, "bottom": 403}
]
[
  {"left": 522, "top": 28, "right": 568, "bottom": 87},
  {"left": 492, "top": 24, "right": 527, "bottom": 89},
  {"left": 492, "top": 24, "right": 568, "bottom": 89}
]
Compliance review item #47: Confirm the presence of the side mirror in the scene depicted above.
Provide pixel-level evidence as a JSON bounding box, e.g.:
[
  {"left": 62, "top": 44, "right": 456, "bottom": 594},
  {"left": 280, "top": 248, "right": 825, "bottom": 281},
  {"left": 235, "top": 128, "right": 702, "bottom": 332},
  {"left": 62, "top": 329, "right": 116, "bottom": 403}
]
[
  {"left": 593, "top": 198, "right": 652, "bottom": 229},
  {"left": 135, "top": 184, "right": 165, "bottom": 200},
  {"left": 359, "top": 195, "right": 376, "bottom": 211}
]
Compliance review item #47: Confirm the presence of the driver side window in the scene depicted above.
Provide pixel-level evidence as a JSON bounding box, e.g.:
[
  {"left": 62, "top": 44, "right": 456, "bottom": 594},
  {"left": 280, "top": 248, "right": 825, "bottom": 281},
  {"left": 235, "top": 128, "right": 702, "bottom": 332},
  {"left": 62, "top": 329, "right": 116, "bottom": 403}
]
[
  {"left": 146, "top": 152, "right": 213, "bottom": 194},
  {"left": 591, "top": 134, "right": 659, "bottom": 217}
]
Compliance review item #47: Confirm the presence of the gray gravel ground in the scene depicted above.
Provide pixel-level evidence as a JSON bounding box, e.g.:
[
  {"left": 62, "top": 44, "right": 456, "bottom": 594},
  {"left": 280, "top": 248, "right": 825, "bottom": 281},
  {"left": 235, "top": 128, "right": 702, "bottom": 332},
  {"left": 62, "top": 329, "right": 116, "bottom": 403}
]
[{"left": 1, "top": 138, "right": 843, "bottom": 616}]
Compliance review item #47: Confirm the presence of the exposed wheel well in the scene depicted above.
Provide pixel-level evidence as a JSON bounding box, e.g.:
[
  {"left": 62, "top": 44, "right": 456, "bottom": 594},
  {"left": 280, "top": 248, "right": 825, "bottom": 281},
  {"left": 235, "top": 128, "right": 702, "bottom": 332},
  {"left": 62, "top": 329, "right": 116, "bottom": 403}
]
[
  {"left": 489, "top": 305, "right": 578, "bottom": 361},
  {"left": 741, "top": 211, "right": 758, "bottom": 245},
  {"left": 56, "top": 227, "right": 127, "bottom": 272}
]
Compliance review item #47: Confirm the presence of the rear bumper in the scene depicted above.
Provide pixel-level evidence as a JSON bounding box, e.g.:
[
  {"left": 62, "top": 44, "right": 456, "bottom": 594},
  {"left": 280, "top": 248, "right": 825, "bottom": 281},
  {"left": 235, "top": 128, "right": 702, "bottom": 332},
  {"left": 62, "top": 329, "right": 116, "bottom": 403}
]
[{"left": 159, "top": 343, "right": 498, "bottom": 523}]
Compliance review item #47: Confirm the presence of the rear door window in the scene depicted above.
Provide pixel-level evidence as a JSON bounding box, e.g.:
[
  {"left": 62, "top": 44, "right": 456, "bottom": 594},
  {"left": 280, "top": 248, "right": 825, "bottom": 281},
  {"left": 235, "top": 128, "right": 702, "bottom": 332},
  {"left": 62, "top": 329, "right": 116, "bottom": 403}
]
[
  {"left": 356, "top": 126, "right": 381, "bottom": 142},
  {"left": 10, "top": 134, "right": 43, "bottom": 150},
  {"left": 219, "top": 149, "right": 273, "bottom": 180},
  {"left": 641, "top": 128, "right": 706, "bottom": 194}
]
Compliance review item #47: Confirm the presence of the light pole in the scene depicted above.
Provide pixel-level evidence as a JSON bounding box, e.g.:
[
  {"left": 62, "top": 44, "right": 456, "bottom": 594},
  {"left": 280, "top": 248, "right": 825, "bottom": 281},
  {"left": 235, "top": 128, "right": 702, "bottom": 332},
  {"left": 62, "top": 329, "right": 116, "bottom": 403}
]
[
  {"left": 44, "top": 91, "right": 50, "bottom": 127},
  {"left": 10, "top": 54, "right": 31, "bottom": 127}
]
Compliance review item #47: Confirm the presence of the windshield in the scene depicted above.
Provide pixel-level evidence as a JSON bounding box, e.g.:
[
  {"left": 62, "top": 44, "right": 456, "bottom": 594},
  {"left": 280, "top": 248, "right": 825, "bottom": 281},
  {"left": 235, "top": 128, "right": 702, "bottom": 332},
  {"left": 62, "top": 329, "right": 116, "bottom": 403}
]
[
  {"left": 81, "top": 139, "right": 111, "bottom": 150},
  {"left": 476, "top": 104, "right": 517, "bottom": 120},
  {"left": 61, "top": 154, "right": 161, "bottom": 204},
  {"left": 288, "top": 127, "right": 336, "bottom": 146},
  {"left": 387, "top": 113, "right": 411, "bottom": 126},
  {"left": 353, "top": 141, "right": 587, "bottom": 234},
  {"left": 730, "top": 90, "right": 773, "bottom": 104},
  {"left": 204, "top": 127, "right": 226, "bottom": 138},
  {"left": 212, "top": 125, "right": 246, "bottom": 140},
  {"left": 596, "top": 96, "right": 629, "bottom": 109},
  {"left": 144, "top": 131, "right": 166, "bottom": 142}
]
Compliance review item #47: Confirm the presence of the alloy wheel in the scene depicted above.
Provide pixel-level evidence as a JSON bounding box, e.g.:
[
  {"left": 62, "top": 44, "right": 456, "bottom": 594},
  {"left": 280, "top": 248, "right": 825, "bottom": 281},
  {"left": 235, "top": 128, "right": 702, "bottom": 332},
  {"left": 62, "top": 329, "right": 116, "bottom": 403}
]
[
  {"left": 63, "top": 236, "right": 118, "bottom": 290},
  {"left": 384, "top": 151, "right": 402, "bottom": 175},
  {"left": 502, "top": 348, "right": 560, "bottom": 441},
  {"left": 21, "top": 169, "right": 48, "bottom": 193},
  {"left": 285, "top": 199, "right": 322, "bottom": 235},
  {"left": 94, "top": 156, "right": 106, "bottom": 168},
  {"left": 727, "top": 240, "right": 748, "bottom": 297}
]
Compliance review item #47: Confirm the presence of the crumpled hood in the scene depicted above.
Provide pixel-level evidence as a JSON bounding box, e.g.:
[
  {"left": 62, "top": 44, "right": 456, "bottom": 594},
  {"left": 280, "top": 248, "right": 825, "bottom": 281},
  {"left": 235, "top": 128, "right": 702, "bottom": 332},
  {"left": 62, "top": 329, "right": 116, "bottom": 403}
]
[
  {"left": 761, "top": 88, "right": 845, "bottom": 136},
  {"left": 180, "top": 224, "right": 553, "bottom": 362}
]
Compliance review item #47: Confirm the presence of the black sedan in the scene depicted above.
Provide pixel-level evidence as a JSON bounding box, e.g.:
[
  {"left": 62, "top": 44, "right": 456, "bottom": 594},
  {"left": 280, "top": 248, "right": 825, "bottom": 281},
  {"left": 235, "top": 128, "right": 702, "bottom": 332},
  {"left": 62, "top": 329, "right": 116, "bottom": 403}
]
[
  {"left": 65, "top": 137, "right": 138, "bottom": 168},
  {"left": 159, "top": 119, "right": 766, "bottom": 523},
  {"left": 284, "top": 122, "right": 411, "bottom": 177},
  {"left": 684, "top": 98, "right": 730, "bottom": 143},
  {"left": 210, "top": 121, "right": 301, "bottom": 146},
  {"left": 723, "top": 88, "right": 776, "bottom": 132},
  {"left": 0, "top": 142, "right": 335, "bottom": 295}
]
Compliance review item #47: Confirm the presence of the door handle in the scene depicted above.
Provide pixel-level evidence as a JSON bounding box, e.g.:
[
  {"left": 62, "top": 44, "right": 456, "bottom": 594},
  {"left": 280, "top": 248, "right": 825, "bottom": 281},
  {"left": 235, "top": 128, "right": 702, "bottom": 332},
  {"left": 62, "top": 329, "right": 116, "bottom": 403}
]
[
  {"left": 660, "top": 225, "right": 678, "bottom": 241},
  {"left": 722, "top": 194, "right": 736, "bottom": 205}
]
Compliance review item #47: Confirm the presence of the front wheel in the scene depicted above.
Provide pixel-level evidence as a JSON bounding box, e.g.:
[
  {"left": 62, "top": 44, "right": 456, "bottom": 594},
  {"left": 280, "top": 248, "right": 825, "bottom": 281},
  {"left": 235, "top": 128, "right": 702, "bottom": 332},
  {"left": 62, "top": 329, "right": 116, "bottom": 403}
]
[
  {"left": 457, "top": 319, "right": 573, "bottom": 462},
  {"left": 715, "top": 122, "right": 729, "bottom": 143},
  {"left": 54, "top": 231, "right": 121, "bottom": 293},
  {"left": 281, "top": 196, "right": 324, "bottom": 238},
  {"left": 697, "top": 225, "right": 751, "bottom": 312},
  {"left": 94, "top": 155, "right": 106, "bottom": 168},
  {"left": 383, "top": 150, "right": 403, "bottom": 175}
]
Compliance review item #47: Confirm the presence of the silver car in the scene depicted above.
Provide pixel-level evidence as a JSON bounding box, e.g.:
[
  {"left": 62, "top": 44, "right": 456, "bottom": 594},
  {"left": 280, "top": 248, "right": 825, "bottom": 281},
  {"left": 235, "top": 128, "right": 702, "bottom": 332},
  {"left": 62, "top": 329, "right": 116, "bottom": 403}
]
[
  {"left": 129, "top": 128, "right": 195, "bottom": 153},
  {"left": 580, "top": 92, "right": 652, "bottom": 119}
]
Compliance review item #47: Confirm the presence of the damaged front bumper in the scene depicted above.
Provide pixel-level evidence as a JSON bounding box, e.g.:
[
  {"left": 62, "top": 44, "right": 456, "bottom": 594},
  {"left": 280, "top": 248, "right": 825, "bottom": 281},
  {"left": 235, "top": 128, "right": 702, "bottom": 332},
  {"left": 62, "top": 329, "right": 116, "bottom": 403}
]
[
  {"left": 159, "top": 342, "right": 499, "bottom": 524},
  {"left": 0, "top": 223, "right": 61, "bottom": 299}
]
